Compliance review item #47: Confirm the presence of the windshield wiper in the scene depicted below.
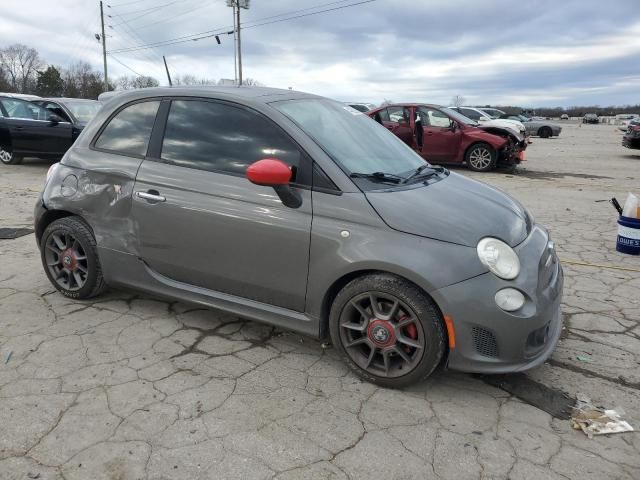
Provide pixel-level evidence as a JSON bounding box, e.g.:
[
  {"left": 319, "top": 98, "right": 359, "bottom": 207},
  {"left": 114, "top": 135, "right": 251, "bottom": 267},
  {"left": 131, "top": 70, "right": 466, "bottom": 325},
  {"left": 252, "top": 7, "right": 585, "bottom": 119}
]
[
  {"left": 350, "top": 171, "right": 404, "bottom": 184},
  {"left": 402, "top": 165, "right": 443, "bottom": 184}
]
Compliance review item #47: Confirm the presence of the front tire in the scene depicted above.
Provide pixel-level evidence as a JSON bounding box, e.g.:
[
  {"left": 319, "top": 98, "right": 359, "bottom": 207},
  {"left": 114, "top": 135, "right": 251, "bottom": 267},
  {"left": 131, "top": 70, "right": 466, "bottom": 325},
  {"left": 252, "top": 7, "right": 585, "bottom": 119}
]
[
  {"left": 329, "top": 274, "right": 446, "bottom": 388},
  {"left": 466, "top": 143, "right": 496, "bottom": 172},
  {"left": 538, "top": 127, "right": 552, "bottom": 138},
  {"left": 40, "top": 216, "right": 106, "bottom": 299},
  {"left": 0, "top": 145, "right": 23, "bottom": 165}
]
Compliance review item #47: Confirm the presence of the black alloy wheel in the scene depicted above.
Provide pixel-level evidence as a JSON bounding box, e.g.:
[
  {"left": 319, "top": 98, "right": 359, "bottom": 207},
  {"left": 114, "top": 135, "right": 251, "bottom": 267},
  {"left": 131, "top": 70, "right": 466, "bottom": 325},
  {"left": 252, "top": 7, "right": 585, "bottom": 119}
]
[
  {"left": 330, "top": 274, "right": 445, "bottom": 388},
  {"left": 0, "top": 145, "right": 23, "bottom": 165},
  {"left": 41, "top": 216, "right": 106, "bottom": 299}
]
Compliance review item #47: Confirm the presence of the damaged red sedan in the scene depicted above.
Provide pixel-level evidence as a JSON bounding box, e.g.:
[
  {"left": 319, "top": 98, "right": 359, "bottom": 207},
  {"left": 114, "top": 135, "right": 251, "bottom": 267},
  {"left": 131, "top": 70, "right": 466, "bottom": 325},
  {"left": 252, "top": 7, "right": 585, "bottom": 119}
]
[{"left": 367, "top": 104, "right": 527, "bottom": 172}]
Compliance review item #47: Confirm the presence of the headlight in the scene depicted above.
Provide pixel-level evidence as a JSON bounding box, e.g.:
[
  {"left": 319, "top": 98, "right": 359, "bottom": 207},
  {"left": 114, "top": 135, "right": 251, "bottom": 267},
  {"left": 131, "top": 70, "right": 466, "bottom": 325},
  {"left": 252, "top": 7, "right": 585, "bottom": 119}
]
[
  {"left": 477, "top": 237, "right": 520, "bottom": 279},
  {"left": 495, "top": 288, "right": 525, "bottom": 312}
]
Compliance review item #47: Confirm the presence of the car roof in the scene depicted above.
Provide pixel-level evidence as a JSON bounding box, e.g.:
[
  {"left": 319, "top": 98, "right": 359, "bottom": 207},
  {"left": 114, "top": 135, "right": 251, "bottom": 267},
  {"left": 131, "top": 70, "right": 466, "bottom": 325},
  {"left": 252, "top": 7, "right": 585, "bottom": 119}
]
[
  {"left": 0, "top": 92, "right": 41, "bottom": 100},
  {"left": 371, "top": 103, "right": 442, "bottom": 111},
  {"left": 99, "top": 86, "right": 319, "bottom": 106},
  {"left": 38, "top": 97, "right": 100, "bottom": 103}
]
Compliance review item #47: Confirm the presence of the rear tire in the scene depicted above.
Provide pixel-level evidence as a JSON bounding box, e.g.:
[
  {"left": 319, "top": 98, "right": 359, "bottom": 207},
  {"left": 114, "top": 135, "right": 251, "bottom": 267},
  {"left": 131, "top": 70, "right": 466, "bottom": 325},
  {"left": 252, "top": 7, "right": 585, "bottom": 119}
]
[
  {"left": 538, "top": 127, "right": 552, "bottom": 138},
  {"left": 0, "top": 145, "right": 23, "bottom": 165},
  {"left": 466, "top": 143, "right": 496, "bottom": 172},
  {"left": 40, "top": 216, "right": 107, "bottom": 299},
  {"left": 329, "top": 274, "right": 445, "bottom": 388}
]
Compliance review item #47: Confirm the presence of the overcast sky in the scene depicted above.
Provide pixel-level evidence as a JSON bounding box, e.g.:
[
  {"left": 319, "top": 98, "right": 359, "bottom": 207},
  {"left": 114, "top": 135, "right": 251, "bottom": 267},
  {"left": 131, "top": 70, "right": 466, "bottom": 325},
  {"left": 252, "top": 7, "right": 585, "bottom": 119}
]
[{"left": 1, "top": 0, "right": 638, "bottom": 106}]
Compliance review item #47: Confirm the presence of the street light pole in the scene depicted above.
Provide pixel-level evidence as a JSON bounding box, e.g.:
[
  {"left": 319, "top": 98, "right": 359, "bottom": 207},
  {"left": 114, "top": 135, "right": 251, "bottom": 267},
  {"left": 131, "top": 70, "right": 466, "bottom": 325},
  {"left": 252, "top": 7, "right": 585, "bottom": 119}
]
[{"left": 99, "top": 1, "right": 108, "bottom": 91}]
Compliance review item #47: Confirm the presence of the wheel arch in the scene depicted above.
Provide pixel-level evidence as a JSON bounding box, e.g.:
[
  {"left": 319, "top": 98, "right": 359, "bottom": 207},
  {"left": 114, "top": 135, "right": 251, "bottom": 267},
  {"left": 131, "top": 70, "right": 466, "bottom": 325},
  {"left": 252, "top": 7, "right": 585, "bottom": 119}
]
[
  {"left": 36, "top": 209, "right": 94, "bottom": 245},
  {"left": 538, "top": 126, "right": 552, "bottom": 136},
  {"left": 319, "top": 268, "right": 446, "bottom": 342}
]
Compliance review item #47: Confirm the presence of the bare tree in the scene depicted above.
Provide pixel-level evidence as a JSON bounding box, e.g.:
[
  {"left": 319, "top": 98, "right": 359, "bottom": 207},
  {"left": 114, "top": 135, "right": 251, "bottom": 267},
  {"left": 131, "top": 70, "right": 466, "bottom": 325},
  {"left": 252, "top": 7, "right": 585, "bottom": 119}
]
[
  {"left": 451, "top": 95, "right": 466, "bottom": 107},
  {"left": 380, "top": 98, "right": 395, "bottom": 106},
  {"left": 62, "top": 62, "right": 106, "bottom": 99},
  {"left": 242, "top": 77, "right": 263, "bottom": 86},
  {"left": 174, "top": 75, "right": 216, "bottom": 86},
  {"left": 0, "top": 43, "right": 44, "bottom": 93},
  {"left": 115, "top": 75, "right": 159, "bottom": 90}
]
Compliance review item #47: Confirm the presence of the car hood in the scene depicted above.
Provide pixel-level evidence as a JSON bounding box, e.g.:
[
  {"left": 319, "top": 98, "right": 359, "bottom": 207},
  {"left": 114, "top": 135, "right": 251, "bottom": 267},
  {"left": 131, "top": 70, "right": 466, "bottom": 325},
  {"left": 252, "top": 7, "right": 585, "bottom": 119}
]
[
  {"left": 365, "top": 172, "right": 530, "bottom": 247},
  {"left": 482, "top": 119, "right": 525, "bottom": 133},
  {"left": 476, "top": 123, "right": 525, "bottom": 141}
]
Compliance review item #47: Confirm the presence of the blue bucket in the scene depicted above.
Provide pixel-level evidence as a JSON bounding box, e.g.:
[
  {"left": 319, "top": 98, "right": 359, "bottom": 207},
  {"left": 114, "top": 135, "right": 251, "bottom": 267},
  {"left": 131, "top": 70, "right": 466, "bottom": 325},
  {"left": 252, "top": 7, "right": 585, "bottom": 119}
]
[{"left": 616, "top": 216, "right": 640, "bottom": 255}]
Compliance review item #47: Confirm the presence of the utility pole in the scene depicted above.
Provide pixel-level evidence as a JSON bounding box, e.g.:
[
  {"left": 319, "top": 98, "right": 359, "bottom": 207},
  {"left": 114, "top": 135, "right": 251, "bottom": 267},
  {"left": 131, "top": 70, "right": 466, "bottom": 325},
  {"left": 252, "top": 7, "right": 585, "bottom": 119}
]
[
  {"left": 163, "top": 56, "right": 173, "bottom": 86},
  {"left": 232, "top": 2, "right": 237, "bottom": 85},
  {"left": 99, "top": 1, "right": 108, "bottom": 91},
  {"left": 227, "top": 1, "right": 249, "bottom": 86},
  {"left": 236, "top": 3, "right": 242, "bottom": 86}
]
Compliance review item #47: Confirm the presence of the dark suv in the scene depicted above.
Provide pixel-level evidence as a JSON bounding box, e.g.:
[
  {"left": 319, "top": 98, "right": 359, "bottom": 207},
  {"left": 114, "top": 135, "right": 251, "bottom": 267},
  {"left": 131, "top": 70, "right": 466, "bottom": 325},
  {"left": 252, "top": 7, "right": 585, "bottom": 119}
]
[{"left": 35, "top": 87, "right": 563, "bottom": 387}]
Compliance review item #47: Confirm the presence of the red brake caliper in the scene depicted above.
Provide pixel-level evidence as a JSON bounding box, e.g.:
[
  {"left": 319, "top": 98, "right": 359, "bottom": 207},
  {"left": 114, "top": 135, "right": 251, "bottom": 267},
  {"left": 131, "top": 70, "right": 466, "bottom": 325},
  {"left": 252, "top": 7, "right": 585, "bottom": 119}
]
[{"left": 399, "top": 315, "right": 418, "bottom": 352}]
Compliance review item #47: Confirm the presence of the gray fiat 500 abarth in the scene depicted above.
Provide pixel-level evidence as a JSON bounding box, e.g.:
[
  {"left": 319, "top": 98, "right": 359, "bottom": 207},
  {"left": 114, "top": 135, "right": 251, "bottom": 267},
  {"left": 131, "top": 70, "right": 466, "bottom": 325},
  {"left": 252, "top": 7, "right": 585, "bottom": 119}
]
[{"left": 35, "top": 87, "right": 563, "bottom": 388}]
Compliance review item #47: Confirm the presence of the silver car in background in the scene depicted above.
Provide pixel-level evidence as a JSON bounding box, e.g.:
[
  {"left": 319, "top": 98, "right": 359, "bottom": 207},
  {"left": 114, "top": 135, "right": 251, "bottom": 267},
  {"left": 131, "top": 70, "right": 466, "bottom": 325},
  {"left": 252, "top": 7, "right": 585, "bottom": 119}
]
[
  {"left": 35, "top": 87, "right": 563, "bottom": 388},
  {"left": 496, "top": 111, "right": 562, "bottom": 138}
]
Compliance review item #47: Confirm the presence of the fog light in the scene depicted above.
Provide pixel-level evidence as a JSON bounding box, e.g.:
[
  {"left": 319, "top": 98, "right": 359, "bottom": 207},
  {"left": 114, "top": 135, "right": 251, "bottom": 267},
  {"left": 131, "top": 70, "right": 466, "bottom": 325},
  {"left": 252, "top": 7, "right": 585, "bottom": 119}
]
[{"left": 495, "top": 288, "right": 525, "bottom": 312}]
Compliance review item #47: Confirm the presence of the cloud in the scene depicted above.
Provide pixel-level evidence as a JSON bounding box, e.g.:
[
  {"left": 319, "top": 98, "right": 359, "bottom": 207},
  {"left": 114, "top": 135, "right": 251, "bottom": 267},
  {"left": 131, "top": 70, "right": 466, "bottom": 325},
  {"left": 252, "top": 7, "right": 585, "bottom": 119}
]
[{"left": 0, "top": 0, "right": 637, "bottom": 106}]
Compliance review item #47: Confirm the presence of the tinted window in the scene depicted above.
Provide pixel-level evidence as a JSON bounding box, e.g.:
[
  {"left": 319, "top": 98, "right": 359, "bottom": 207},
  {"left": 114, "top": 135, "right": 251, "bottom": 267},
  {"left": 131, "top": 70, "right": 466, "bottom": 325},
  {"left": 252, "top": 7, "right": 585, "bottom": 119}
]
[
  {"left": 0, "top": 98, "right": 50, "bottom": 120},
  {"left": 95, "top": 101, "right": 160, "bottom": 156},
  {"left": 460, "top": 108, "right": 481, "bottom": 120},
  {"left": 386, "top": 106, "right": 410, "bottom": 124},
  {"left": 161, "top": 100, "right": 302, "bottom": 176},
  {"left": 419, "top": 107, "right": 452, "bottom": 128}
]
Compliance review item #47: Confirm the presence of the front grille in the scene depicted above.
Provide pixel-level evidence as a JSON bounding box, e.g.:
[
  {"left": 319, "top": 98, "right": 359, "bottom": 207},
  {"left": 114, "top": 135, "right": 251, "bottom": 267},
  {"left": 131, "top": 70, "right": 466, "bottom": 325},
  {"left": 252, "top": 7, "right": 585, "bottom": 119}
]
[
  {"left": 472, "top": 326, "right": 499, "bottom": 358},
  {"left": 525, "top": 322, "right": 550, "bottom": 356}
]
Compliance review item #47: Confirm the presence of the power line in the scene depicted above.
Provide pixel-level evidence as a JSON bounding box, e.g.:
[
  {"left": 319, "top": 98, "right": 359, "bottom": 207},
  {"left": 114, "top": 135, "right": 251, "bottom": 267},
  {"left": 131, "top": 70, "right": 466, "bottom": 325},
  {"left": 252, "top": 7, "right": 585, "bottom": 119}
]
[
  {"left": 108, "top": 0, "right": 182, "bottom": 24},
  {"left": 107, "top": 0, "right": 151, "bottom": 7},
  {"left": 107, "top": 53, "right": 144, "bottom": 76},
  {"left": 244, "top": 0, "right": 377, "bottom": 30},
  {"left": 134, "top": 0, "right": 215, "bottom": 31},
  {"left": 108, "top": 0, "right": 377, "bottom": 54}
]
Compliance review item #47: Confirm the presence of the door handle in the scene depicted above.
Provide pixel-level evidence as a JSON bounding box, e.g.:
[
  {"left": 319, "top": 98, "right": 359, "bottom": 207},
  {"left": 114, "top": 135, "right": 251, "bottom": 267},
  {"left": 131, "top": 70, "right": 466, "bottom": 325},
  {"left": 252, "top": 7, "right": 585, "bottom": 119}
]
[
  {"left": 136, "top": 190, "right": 166, "bottom": 202},
  {"left": 425, "top": 131, "right": 434, "bottom": 136},
  {"left": 385, "top": 126, "right": 394, "bottom": 130},
  {"left": 13, "top": 126, "right": 24, "bottom": 131}
]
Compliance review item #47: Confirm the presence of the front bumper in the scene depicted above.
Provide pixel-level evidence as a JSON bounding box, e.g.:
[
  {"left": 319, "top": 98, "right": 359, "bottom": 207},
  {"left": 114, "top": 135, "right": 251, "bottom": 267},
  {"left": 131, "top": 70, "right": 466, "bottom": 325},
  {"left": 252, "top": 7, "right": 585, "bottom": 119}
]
[
  {"left": 622, "top": 134, "right": 640, "bottom": 149},
  {"left": 432, "top": 225, "right": 563, "bottom": 373}
]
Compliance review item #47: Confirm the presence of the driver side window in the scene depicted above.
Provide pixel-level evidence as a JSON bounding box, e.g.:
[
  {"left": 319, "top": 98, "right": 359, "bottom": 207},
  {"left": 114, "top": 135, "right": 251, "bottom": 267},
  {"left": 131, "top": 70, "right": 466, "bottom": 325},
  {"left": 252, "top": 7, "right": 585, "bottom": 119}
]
[
  {"left": 386, "top": 106, "right": 410, "bottom": 124},
  {"left": 420, "top": 108, "right": 451, "bottom": 128}
]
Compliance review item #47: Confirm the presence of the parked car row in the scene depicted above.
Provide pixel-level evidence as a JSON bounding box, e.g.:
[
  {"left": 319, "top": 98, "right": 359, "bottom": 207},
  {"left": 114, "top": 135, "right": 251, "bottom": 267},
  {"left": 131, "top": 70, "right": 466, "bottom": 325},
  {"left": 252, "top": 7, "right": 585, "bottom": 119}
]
[
  {"left": 0, "top": 94, "right": 101, "bottom": 165},
  {"left": 367, "top": 103, "right": 527, "bottom": 172}
]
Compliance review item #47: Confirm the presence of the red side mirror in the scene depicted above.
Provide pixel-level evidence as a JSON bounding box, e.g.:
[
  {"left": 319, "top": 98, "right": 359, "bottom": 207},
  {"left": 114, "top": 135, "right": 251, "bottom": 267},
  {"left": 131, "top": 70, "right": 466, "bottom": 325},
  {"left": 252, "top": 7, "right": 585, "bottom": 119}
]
[{"left": 246, "top": 158, "right": 292, "bottom": 186}]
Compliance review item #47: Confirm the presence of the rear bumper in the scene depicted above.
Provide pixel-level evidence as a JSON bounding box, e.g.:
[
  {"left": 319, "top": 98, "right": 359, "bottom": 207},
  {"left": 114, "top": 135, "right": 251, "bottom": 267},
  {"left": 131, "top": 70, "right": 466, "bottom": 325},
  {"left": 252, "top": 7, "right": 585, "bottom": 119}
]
[{"left": 432, "top": 226, "right": 563, "bottom": 374}]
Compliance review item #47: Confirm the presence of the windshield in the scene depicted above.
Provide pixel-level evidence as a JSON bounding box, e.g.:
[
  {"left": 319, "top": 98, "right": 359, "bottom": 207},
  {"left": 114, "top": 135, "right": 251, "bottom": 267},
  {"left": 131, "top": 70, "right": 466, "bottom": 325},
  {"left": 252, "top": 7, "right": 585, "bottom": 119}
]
[
  {"left": 272, "top": 99, "right": 426, "bottom": 177},
  {"left": 482, "top": 108, "right": 504, "bottom": 119},
  {"left": 440, "top": 107, "right": 477, "bottom": 126},
  {"left": 64, "top": 100, "right": 102, "bottom": 123}
]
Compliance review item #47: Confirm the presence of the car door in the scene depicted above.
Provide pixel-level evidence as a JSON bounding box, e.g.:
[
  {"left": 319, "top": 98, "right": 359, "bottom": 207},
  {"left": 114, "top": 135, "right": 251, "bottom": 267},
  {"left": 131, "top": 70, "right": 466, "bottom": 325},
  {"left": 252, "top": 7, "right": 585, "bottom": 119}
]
[
  {"left": 0, "top": 98, "right": 72, "bottom": 156},
  {"left": 418, "top": 107, "right": 461, "bottom": 164},
  {"left": 131, "top": 98, "right": 312, "bottom": 312},
  {"left": 383, "top": 106, "right": 414, "bottom": 147},
  {"left": 30, "top": 101, "right": 74, "bottom": 155}
]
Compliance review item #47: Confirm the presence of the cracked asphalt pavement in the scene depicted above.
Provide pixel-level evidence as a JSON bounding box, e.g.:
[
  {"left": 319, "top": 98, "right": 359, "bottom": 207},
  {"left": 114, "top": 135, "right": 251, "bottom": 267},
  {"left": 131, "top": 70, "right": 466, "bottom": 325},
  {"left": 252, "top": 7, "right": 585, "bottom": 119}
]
[{"left": 1, "top": 122, "right": 639, "bottom": 479}]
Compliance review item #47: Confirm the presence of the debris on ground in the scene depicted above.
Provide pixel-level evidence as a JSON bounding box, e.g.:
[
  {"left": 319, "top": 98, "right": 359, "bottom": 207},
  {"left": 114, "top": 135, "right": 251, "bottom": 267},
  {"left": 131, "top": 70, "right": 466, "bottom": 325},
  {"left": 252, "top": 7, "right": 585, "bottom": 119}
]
[
  {"left": 4, "top": 351, "right": 12, "bottom": 364},
  {"left": 571, "top": 393, "right": 634, "bottom": 438},
  {"left": 576, "top": 355, "right": 593, "bottom": 363}
]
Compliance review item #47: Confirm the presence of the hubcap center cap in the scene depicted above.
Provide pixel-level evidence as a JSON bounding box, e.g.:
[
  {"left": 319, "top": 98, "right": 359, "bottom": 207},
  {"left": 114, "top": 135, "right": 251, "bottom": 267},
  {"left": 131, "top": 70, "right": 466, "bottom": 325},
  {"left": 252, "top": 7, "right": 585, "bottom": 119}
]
[
  {"left": 60, "top": 249, "right": 78, "bottom": 271},
  {"left": 367, "top": 320, "right": 396, "bottom": 347}
]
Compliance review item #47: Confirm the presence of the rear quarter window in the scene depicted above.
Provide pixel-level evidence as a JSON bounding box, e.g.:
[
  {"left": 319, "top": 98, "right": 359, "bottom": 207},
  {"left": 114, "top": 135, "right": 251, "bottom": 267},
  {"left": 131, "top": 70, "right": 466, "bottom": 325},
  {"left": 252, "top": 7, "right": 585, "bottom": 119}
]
[{"left": 94, "top": 100, "right": 160, "bottom": 156}]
